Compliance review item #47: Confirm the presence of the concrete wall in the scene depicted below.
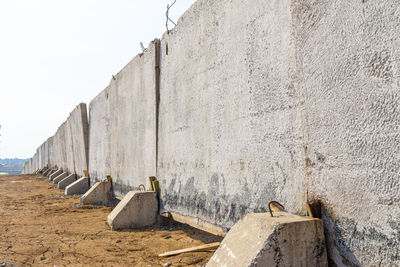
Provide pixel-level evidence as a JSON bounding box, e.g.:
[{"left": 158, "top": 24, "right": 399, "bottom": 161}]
[
  {"left": 37, "top": 137, "right": 53, "bottom": 169},
  {"left": 47, "top": 136, "right": 54, "bottom": 167},
  {"left": 159, "top": 0, "right": 302, "bottom": 231},
  {"left": 53, "top": 122, "right": 67, "bottom": 170},
  {"left": 23, "top": 158, "right": 30, "bottom": 174},
  {"left": 88, "top": 41, "right": 158, "bottom": 195},
  {"left": 23, "top": 0, "right": 399, "bottom": 265},
  {"left": 25, "top": 104, "right": 88, "bottom": 176},
  {"left": 88, "top": 88, "right": 110, "bottom": 183},
  {"left": 291, "top": 1, "right": 400, "bottom": 265},
  {"left": 60, "top": 103, "right": 89, "bottom": 176},
  {"left": 31, "top": 104, "right": 89, "bottom": 176},
  {"left": 157, "top": 0, "right": 400, "bottom": 266}
]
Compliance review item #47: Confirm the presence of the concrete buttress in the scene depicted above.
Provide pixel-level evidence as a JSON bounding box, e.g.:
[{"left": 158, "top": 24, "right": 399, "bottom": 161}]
[
  {"left": 207, "top": 212, "right": 328, "bottom": 266},
  {"left": 107, "top": 191, "right": 158, "bottom": 230}
]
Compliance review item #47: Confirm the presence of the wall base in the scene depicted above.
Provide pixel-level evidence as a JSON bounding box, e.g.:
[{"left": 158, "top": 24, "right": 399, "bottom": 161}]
[
  {"left": 53, "top": 172, "right": 68, "bottom": 184},
  {"left": 49, "top": 169, "right": 62, "bottom": 181},
  {"left": 107, "top": 191, "right": 158, "bottom": 230},
  {"left": 207, "top": 212, "right": 328, "bottom": 266},
  {"left": 58, "top": 174, "right": 76, "bottom": 190},
  {"left": 80, "top": 181, "right": 112, "bottom": 206},
  {"left": 65, "top": 177, "right": 89, "bottom": 195}
]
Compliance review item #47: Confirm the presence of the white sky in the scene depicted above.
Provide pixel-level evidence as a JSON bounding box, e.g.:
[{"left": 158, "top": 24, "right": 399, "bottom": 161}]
[{"left": 0, "top": 0, "right": 197, "bottom": 159}]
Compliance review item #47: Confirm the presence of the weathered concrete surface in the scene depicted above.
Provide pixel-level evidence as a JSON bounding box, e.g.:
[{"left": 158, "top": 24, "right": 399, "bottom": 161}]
[
  {"left": 158, "top": 0, "right": 400, "bottom": 265},
  {"left": 52, "top": 172, "right": 68, "bottom": 184},
  {"left": 47, "top": 136, "right": 54, "bottom": 168},
  {"left": 69, "top": 103, "right": 89, "bottom": 176},
  {"left": 65, "top": 177, "right": 89, "bottom": 196},
  {"left": 53, "top": 122, "right": 67, "bottom": 171},
  {"left": 47, "top": 169, "right": 57, "bottom": 178},
  {"left": 41, "top": 137, "right": 53, "bottom": 169},
  {"left": 88, "top": 89, "right": 110, "bottom": 184},
  {"left": 50, "top": 104, "right": 89, "bottom": 177},
  {"left": 49, "top": 170, "right": 63, "bottom": 181},
  {"left": 207, "top": 212, "right": 327, "bottom": 266},
  {"left": 58, "top": 174, "right": 76, "bottom": 190},
  {"left": 23, "top": 158, "right": 33, "bottom": 174},
  {"left": 38, "top": 143, "right": 44, "bottom": 170},
  {"left": 80, "top": 181, "right": 112, "bottom": 206},
  {"left": 39, "top": 167, "right": 49, "bottom": 176},
  {"left": 25, "top": 105, "right": 88, "bottom": 178},
  {"left": 44, "top": 169, "right": 52, "bottom": 177},
  {"left": 291, "top": 1, "right": 400, "bottom": 265},
  {"left": 22, "top": 0, "right": 399, "bottom": 264},
  {"left": 27, "top": 104, "right": 88, "bottom": 177},
  {"left": 43, "top": 169, "right": 51, "bottom": 177},
  {"left": 159, "top": 0, "right": 303, "bottom": 231},
  {"left": 64, "top": 104, "right": 89, "bottom": 176},
  {"left": 88, "top": 42, "right": 158, "bottom": 195},
  {"left": 107, "top": 42, "right": 158, "bottom": 196},
  {"left": 36, "top": 137, "right": 53, "bottom": 171},
  {"left": 107, "top": 191, "right": 158, "bottom": 230}
]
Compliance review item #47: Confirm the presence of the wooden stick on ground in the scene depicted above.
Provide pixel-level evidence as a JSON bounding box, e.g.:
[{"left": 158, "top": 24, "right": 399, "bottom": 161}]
[{"left": 159, "top": 242, "right": 221, "bottom": 257}]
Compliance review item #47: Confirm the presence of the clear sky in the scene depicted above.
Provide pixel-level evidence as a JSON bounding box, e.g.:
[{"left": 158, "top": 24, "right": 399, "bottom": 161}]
[{"left": 0, "top": 0, "right": 197, "bottom": 159}]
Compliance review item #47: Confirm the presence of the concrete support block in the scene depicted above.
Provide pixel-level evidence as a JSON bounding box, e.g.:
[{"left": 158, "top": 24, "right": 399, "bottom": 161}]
[
  {"left": 80, "top": 181, "right": 112, "bottom": 206},
  {"left": 52, "top": 172, "right": 68, "bottom": 184},
  {"left": 42, "top": 169, "right": 51, "bottom": 177},
  {"left": 107, "top": 191, "right": 158, "bottom": 230},
  {"left": 57, "top": 174, "right": 76, "bottom": 190},
  {"left": 65, "top": 177, "right": 89, "bottom": 195},
  {"left": 38, "top": 167, "right": 48, "bottom": 175},
  {"left": 49, "top": 169, "right": 62, "bottom": 181},
  {"left": 207, "top": 212, "right": 328, "bottom": 266},
  {"left": 45, "top": 169, "right": 54, "bottom": 177}
]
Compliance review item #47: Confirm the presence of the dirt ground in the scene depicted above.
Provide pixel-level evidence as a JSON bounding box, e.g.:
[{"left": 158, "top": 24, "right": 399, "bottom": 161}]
[{"left": 0, "top": 175, "right": 222, "bottom": 267}]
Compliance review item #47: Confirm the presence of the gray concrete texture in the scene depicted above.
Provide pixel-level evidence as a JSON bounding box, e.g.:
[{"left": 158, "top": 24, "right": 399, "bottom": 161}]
[
  {"left": 34, "top": 136, "right": 54, "bottom": 172},
  {"left": 88, "top": 89, "right": 110, "bottom": 184},
  {"left": 65, "top": 177, "right": 89, "bottom": 195},
  {"left": 52, "top": 172, "right": 68, "bottom": 184},
  {"left": 107, "top": 191, "right": 158, "bottom": 230},
  {"left": 207, "top": 212, "right": 327, "bottom": 266},
  {"left": 47, "top": 136, "right": 54, "bottom": 168},
  {"left": 47, "top": 169, "right": 56, "bottom": 178},
  {"left": 157, "top": 0, "right": 400, "bottom": 266},
  {"left": 88, "top": 41, "right": 158, "bottom": 196},
  {"left": 43, "top": 169, "right": 52, "bottom": 177},
  {"left": 80, "top": 181, "right": 112, "bottom": 206},
  {"left": 23, "top": 0, "right": 399, "bottom": 265},
  {"left": 159, "top": 0, "right": 304, "bottom": 236},
  {"left": 58, "top": 174, "right": 76, "bottom": 190},
  {"left": 51, "top": 103, "right": 89, "bottom": 176},
  {"left": 49, "top": 169, "right": 63, "bottom": 181}
]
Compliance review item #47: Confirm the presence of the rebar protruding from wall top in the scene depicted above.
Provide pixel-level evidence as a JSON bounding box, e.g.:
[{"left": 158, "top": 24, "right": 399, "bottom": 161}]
[
  {"left": 140, "top": 42, "right": 147, "bottom": 52},
  {"left": 166, "top": 0, "right": 177, "bottom": 33}
]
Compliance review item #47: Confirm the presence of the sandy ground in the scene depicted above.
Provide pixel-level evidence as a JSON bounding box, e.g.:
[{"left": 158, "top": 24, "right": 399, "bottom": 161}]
[{"left": 0, "top": 175, "right": 222, "bottom": 267}]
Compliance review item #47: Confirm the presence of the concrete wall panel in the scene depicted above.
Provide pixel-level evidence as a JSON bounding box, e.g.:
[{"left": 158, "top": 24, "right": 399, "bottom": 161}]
[
  {"left": 47, "top": 136, "right": 54, "bottom": 167},
  {"left": 107, "top": 42, "right": 157, "bottom": 196},
  {"left": 159, "top": 0, "right": 303, "bottom": 229},
  {"left": 88, "top": 42, "right": 157, "bottom": 194},
  {"left": 71, "top": 103, "right": 89, "bottom": 175},
  {"left": 53, "top": 123, "right": 65, "bottom": 170},
  {"left": 88, "top": 89, "right": 110, "bottom": 184},
  {"left": 61, "top": 104, "right": 88, "bottom": 175},
  {"left": 23, "top": 0, "right": 398, "bottom": 264},
  {"left": 292, "top": 0, "right": 400, "bottom": 265},
  {"left": 47, "top": 104, "right": 89, "bottom": 176}
]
